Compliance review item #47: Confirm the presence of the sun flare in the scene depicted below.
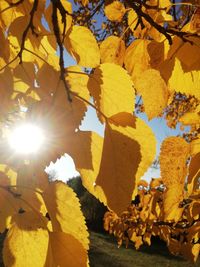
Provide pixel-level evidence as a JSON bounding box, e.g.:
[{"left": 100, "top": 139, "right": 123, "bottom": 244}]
[{"left": 8, "top": 123, "right": 45, "bottom": 154}]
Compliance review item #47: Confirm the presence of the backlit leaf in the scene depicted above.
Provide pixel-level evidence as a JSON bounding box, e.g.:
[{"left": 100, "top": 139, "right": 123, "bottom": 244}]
[
  {"left": 168, "top": 58, "right": 200, "bottom": 100},
  {"left": 3, "top": 212, "right": 49, "bottom": 267},
  {"left": 104, "top": 1, "right": 126, "bottom": 22},
  {"left": 160, "top": 137, "right": 190, "bottom": 221},
  {"left": 65, "top": 131, "right": 107, "bottom": 205},
  {"left": 88, "top": 63, "right": 135, "bottom": 123},
  {"left": 65, "top": 25, "right": 100, "bottom": 68},
  {"left": 124, "top": 40, "right": 150, "bottom": 83},
  {"left": 100, "top": 35, "right": 125, "bottom": 66},
  {"left": 43, "top": 181, "right": 89, "bottom": 250},
  {"left": 48, "top": 232, "right": 88, "bottom": 267},
  {"left": 134, "top": 69, "right": 169, "bottom": 119},
  {"left": 96, "top": 112, "right": 156, "bottom": 214}
]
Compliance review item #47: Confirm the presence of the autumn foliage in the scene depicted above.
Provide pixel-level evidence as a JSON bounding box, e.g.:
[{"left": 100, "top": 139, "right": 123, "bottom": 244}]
[{"left": 0, "top": 0, "right": 199, "bottom": 266}]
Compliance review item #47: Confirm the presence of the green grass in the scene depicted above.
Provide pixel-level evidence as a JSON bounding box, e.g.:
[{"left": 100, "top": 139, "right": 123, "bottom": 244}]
[{"left": 88, "top": 231, "right": 200, "bottom": 267}]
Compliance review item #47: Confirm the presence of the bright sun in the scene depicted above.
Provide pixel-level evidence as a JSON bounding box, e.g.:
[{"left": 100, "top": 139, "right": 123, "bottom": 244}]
[{"left": 8, "top": 123, "right": 45, "bottom": 154}]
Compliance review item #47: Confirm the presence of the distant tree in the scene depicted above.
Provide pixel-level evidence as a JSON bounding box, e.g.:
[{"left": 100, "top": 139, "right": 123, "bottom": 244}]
[{"left": 68, "top": 177, "right": 107, "bottom": 231}]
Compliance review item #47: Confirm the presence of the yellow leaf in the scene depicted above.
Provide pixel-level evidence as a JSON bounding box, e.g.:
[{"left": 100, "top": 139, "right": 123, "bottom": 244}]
[
  {"left": 43, "top": 181, "right": 89, "bottom": 250},
  {"left": 168, "top": 58, "right": 200, "bottom": 99},
  {"left": 88, "top": 63, "right": 135, "bottom": 123},
  {"left": 124, "top": 39, "right": 150, "bottom": 83},
  {"left": 179, "top": 107, "right": 200, "bottom": 126},
  {"left": 163, "top": 186, "right": 184, "bottom": 221},
  {"left": 3, "top": 212, "right": 49, "bottom": 267},
  {"left": 134, "top": 69, "right": 169, "bottom": 119},
  {"left": 48, "top": 232, "right": 88, "bottom": 267},
  {"left": 128, "top": 9, "right": 138, "bottom": 34},
  {"left": 100, "top": 35, "right": 125, "bottom": 66},
  {"left": 0, "top": 188, "right": 18, "bottom": 233},
  {"left": 66, "top": 131, "right": 107, "bottom": 205},
  {"left": 104, "top": 1, "right": 126, "bottom": 22},
  {"left": 65, "top": 65, "right": 89, "bottom": 99},
  {"left": 160, "top": 137, "right": 190, "bottom": 221},
  {"left": 15, "top": 164, "right": 48, "bottom": 215},
  {"left": 65, "top": 25, "right": 100, "bottom": 68},
  {"left": 96, "top": 112, "right": 156, "bottom": 214},
  {"left": 129, "top": 232, "right": 143, "bottom": 250},
  {"left": 0, "top": 1, "right": 22, "bottom": 29},
  {"left": 45, "top": 0, "right": 72, "bottom": 36},
  {"left": 190, "top": 137, "right": 200, "bottom": 156}
]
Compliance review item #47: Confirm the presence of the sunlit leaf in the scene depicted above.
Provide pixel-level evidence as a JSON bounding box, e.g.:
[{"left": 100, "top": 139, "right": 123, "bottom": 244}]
[
  {"left": 65, "top": 25, "right": 100, "bottom": 68},
  {"left": 96, "top": 112, "right": 156, "bottom": 214},
  {"left": 43, "top": 181, "right": 89, "bottom": 250},
  {"left": 104, "top": 0, "right": 126, "bottom": 22},
  {"left": 100, "top": 35, "right": 125, "bottom": 66},
  {"left": 3, "top": 212, "right": 49, "bottom": 267},
  {"left": 88, "top": 63, "right": 135, "bottom": 123},
  {"left": 48, "top": 232, "right": 88, "bottom": 267},
  {"left": 160, "top": 137, "right": 190, "bottom": 221},
  {"left": 134, "top": 69, "right": 169, "bottom": 119}
]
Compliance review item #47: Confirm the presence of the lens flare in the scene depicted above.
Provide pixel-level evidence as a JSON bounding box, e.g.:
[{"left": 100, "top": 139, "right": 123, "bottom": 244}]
[{"left": 8, "top": 124, "right": 44, "bottom": 154}]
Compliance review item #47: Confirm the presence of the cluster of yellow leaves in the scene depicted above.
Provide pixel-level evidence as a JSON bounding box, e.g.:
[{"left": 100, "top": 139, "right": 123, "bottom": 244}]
[
  {"left": 104, "top": 176, "right": 200, "bottom": 262},
  {"left": 0, "top": 0, "right": 199, "bottom": 265}
]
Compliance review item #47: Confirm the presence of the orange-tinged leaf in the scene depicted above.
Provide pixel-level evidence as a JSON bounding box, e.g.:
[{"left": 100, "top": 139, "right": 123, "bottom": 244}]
[
  {"left": 96, "top": 113, "right": 156, "bottom": 214},
  {"left": 100, "top": 35, "right": 125, "bottom": 66},
  {"left": 160, "top": 137, "right": 190, "bottom": 187},
  {"left": 65, "top": 25, "right": 100, "bottom": 68},
  {"left": 104, "top": 1, "right": 126, "bottom": 22},
  {"left": 167, "top": 36, "right": 200, "bottom": 69},
  {"left": 48, "top": 232, "right": 88, "bottom": 267},
  {"left": 88, "top": 63, "right": 135, "bottom": 123},
  {"left": 124, "top": 40, "right": 150, "bottom": 83},
  {"left": 43, "top": 181, "right": 89, "bottom": 250},
  {"left": 160, "top": 137, "right": 190, "bottom": 221},
  {"left": 3, "top": 212, "right": 49, "bottom": 267},
  {"left": 134, "top": 69, "right": 169, "bottom": 119}
]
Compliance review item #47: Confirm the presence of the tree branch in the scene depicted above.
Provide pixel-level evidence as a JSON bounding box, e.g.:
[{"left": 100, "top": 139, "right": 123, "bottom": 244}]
[
  {"left": 18, "top": 0, "right": 38, "bottom": 63},
  {"left": 50, "top": 0, "right": 72, "bottom": 102}
]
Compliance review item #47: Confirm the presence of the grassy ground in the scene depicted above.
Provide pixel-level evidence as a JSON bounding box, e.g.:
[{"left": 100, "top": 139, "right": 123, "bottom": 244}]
[{"left": 89, "top": 231, "right": 200, "bottom": 267}]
